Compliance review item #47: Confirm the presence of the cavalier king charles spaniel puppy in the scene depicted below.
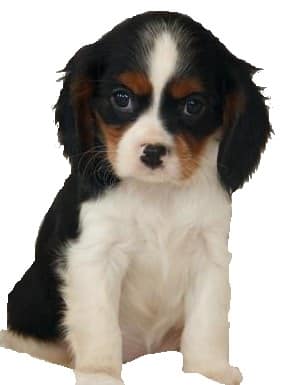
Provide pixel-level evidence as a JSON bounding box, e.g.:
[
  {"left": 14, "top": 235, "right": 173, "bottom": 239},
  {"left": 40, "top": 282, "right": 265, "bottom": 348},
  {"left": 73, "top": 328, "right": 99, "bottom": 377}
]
[{"left": 0, "top": 11, "right": 271, "bottom": 385}]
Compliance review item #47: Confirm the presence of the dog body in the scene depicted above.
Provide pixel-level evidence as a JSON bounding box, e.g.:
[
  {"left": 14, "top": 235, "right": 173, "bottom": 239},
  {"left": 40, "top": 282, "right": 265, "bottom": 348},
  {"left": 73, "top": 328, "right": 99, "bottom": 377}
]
[
  {"left": 63, "top": 141, "right": 230, "bottom": 364},
  {"left": 0, "top": 11, "right": 271, "bottom": 385}
]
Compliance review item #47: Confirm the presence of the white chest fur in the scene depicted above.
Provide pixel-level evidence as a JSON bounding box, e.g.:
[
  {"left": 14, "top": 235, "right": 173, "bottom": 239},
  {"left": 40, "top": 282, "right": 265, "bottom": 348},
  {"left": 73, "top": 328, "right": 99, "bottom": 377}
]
[{"left": 63, "top": 142, "right": 232, "bottom": 361}]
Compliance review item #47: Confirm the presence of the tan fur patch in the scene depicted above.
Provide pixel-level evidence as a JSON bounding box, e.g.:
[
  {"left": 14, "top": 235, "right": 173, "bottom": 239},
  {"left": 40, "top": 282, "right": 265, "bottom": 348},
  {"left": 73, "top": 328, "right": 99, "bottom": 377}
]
[
  {"left": 96, "top": 113, "right": 127, "bottom": 167},
  {"left": 169, "top": 78, "right": 204, "bottom": 99},
  {"left": 118, "top": 72, "right": 152, "bottom": 95},
  {"left": 70, "top": 77, "right": 129, "bottom": 170},
  {"left": 174, "top": 133, "right": 207, "bottom": 180}
]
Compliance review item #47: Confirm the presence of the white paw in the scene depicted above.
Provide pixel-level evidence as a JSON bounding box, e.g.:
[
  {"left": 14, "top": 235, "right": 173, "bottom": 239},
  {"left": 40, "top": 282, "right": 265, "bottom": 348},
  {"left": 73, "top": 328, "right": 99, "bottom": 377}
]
[
  {"left": 75, "top": 372, "right": 124, "bottom": 385},
  {"left": 184, "top": 362, "right": 242, "bottom": 385}
]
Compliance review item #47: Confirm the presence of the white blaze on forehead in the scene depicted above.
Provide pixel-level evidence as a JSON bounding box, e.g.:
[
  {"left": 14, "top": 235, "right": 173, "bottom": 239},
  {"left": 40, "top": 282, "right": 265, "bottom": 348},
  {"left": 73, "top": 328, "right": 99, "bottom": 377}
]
[
  {"left": 114, "top": 31, "right": 181, "bottom": 183},
  {"left": 148, "top": 32, "right": 178, "bottom": 109}
]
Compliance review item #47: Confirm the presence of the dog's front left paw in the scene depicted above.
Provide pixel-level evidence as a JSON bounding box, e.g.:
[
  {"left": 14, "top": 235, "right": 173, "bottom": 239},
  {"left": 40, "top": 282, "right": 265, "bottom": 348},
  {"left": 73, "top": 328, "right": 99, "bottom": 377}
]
[
  {"left": 184, "top": 361, "right": 242, "bottom": 385},
  {"left": 75, "top": 372, "right": 124, "bottom": 385}
]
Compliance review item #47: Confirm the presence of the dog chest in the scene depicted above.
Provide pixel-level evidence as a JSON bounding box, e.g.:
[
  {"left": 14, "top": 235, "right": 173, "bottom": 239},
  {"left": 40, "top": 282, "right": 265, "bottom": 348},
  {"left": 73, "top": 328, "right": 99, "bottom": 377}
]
[{"left": 74, "top": 181, "right": 224, "bottom": 349}]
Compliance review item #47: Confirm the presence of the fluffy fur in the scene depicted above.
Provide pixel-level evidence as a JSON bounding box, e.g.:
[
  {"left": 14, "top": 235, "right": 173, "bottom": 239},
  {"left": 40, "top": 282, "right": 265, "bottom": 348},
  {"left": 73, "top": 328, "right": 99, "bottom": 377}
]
[{"left": 0, "top": 11, "right": 271, "bottom": 385}]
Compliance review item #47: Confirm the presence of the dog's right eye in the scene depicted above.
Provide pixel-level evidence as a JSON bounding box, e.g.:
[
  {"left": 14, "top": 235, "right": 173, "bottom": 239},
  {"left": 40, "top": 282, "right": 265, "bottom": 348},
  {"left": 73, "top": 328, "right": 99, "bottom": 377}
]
[{"left": 111, "top": 88, "right": 134, "bottom": 112}]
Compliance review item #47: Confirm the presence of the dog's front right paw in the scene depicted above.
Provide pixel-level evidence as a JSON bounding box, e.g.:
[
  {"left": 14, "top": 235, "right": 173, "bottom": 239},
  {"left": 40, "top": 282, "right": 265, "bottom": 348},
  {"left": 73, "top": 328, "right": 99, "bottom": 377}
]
[{"left": 75, "top": 372, "right": 124, "bottom": 385}]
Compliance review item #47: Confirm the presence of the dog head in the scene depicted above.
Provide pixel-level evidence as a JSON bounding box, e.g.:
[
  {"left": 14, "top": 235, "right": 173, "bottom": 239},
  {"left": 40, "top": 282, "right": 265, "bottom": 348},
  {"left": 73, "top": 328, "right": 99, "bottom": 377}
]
[{"left": 55, "top": 11, "right": 271, "bottom": 192}]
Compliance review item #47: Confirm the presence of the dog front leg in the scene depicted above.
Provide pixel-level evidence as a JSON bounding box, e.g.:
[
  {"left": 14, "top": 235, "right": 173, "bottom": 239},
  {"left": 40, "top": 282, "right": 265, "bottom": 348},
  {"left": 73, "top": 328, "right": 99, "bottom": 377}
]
[
  {"left": 181, "top": 232, "right": 242, "bottom": 385},
  {"left": 62, "top": 241, "right": 130, "bottom": 385}
]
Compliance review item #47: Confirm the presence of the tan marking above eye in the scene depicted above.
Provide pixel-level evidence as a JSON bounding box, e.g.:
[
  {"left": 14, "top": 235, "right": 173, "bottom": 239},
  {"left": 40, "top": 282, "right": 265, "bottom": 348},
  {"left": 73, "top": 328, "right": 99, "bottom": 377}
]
[
  {"left": 117, "top": 72, "right": 152, "bottom": 95},
  {"left": 168, "top": 77, "right": 204, "bottom": 99}
]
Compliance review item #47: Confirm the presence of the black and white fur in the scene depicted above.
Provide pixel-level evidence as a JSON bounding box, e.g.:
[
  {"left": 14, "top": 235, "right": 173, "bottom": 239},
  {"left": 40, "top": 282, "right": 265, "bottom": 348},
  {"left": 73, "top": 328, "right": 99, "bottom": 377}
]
[{"left": 0, "top": 11, "right": 271, "bottom": 385}]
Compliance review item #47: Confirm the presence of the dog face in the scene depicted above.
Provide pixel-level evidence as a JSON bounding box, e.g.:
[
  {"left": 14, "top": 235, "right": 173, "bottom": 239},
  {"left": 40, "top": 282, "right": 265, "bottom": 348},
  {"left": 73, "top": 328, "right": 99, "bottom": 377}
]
[{"left": 56, "top": 12, "right": 271, "bottom": 192}]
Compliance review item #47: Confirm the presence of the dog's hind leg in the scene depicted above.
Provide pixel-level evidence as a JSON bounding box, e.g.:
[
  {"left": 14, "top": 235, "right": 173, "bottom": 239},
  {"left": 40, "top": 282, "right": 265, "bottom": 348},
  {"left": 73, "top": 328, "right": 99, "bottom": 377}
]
[{"left": 0, "top": 329, "right": 73, "bottom": 368}]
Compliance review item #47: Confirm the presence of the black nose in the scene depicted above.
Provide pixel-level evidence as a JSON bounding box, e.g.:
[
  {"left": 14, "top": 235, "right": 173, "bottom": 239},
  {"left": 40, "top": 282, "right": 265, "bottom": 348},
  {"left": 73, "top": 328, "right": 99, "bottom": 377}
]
[{"left": 140, "top": 144, "right": 167, "bottom": 169}]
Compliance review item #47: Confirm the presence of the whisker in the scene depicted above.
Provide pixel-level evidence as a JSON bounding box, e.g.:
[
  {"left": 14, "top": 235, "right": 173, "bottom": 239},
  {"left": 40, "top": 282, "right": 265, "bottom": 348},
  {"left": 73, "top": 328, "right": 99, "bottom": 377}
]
[
  {"left": 81, "top": 153, "right": 97, "bottom": 177},
  {"left": 76, "top": 146, "right": 117, "bottom": 173}
]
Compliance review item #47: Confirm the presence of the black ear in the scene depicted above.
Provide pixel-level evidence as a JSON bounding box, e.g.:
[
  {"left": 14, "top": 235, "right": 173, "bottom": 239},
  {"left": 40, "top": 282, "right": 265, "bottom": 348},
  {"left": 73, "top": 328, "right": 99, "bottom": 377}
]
[
  {"left": 55, "top": 43, "right": 103, "bottom": 171},
  {"left": 55, "top": 69, "right": 79, "bottom": 159},
  {"left": 217, "top": 60, "right": 272, "bottom": 193}
]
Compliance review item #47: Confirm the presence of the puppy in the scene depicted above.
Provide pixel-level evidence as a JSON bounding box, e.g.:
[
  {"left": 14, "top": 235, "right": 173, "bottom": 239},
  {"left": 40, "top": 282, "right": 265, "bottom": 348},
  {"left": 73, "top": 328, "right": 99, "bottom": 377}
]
[{"left": 0, "top": 11, "right": 271, "bottom": 385}]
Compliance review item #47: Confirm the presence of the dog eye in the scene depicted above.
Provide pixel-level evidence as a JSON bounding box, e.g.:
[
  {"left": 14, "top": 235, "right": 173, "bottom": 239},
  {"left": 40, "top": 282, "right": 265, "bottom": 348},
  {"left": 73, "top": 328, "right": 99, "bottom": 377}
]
[
  {"left": 184, "top": 95, "right": 205, "bottom": 116},
  {"left": 111, "top": 88, "right": 133, "bottom": 112}
]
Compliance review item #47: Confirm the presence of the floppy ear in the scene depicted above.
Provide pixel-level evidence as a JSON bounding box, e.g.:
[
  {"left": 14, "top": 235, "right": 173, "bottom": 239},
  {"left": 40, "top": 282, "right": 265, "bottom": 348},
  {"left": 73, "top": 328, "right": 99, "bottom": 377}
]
[
  {"left": 55, "top": 43, "right": 103, "bottom": 173},
  {"left": 217, "top": 60, "right": 272, "bottom": 193},
  {"left": 55, "top": 70, "right": 79, "bottom": 160}
]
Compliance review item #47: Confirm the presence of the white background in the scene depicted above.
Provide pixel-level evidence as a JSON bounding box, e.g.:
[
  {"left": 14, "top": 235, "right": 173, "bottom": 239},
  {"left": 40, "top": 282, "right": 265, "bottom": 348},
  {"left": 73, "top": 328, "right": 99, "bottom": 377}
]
[{"left": 0, "top": 1, "right": 285, "bottom": 384}]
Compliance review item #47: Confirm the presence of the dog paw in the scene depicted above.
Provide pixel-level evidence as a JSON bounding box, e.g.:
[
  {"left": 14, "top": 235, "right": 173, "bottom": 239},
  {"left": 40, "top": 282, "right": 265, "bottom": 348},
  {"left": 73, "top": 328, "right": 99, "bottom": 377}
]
[
  {"left": 184, "top": 362, "right": 242, "bottom": 385},
  {"left": 0, "top": 330, "right": 9, "bottom": 348},
  {"left": 75, "top": 372, "right": 124, "bottom": 385}
]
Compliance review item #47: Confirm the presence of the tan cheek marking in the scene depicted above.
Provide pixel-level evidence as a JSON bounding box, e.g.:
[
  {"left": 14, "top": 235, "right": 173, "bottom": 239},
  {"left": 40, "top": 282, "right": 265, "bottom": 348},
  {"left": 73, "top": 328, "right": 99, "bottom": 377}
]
[
  {"left": 169, "top": 78, "right": 204, "bottom": 99},
  {"left": 117, "top": 72, "right": 152, "bottom": 95},
  {"left": 96, "top": 113, "right": 128, "bottom": 167},
  {"left": 174, "top": 133, "right": 208, "bottom": 180},
  {"left": 70, "top": 76, "right": 129, "bottom": 170}
]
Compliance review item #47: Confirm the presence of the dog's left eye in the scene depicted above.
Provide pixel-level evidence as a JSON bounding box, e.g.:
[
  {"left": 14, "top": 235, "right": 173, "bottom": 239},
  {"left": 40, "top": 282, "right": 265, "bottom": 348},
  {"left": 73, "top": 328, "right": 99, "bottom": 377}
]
[{"left": 111, "top": 89, "right": 134, "bottom": 112}]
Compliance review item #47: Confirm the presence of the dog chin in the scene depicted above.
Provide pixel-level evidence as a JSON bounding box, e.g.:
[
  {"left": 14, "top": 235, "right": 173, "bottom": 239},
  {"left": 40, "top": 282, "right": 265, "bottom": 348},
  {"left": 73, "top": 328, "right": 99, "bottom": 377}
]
[
  {"left": 118, "top": 170, "right": 182, "bottom": 185},
  {"left": 114, "top": 159, "right": 182, "bottom": 185},
  {"left": 134, "top": 174, "right": 177, "bottom": 184}
]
